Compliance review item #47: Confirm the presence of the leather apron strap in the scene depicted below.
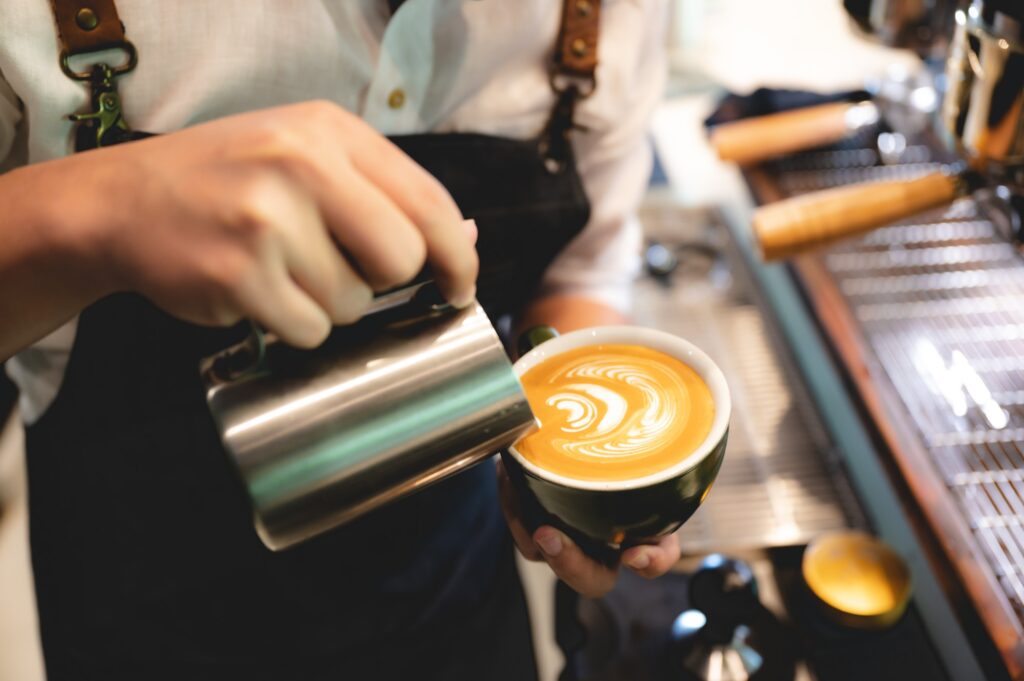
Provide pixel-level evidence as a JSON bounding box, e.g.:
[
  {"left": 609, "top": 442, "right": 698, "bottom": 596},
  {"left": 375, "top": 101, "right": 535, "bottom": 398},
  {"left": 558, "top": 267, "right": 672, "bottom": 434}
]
[
  {"left": 540, "top": 0, "right": 602, "bottom": 172},
  {"left": 553, "top": 0, "right": 601, "bottom": 87},
  {"left": 49, "top": 0, "right": 137, "bottom": 82},
  {"left": 49, "top": 0, "right": 128, "bottom": 57}
]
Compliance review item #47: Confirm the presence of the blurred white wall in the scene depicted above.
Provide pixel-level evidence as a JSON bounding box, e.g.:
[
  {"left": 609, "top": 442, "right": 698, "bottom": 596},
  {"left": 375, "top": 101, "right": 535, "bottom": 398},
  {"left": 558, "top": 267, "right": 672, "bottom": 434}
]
[{"left": 667, "top": 0, "right": 920, "bottom": 93}]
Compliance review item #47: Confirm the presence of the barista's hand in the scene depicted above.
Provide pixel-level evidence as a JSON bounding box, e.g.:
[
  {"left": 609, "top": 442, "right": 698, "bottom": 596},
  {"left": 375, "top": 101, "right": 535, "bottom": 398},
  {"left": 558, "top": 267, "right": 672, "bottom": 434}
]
[
  {"left": 56, "top": 100, "right": 477, "bottom": 348},
  {"left": 497, "top": 460, "right": 681, "bottom": 599}
]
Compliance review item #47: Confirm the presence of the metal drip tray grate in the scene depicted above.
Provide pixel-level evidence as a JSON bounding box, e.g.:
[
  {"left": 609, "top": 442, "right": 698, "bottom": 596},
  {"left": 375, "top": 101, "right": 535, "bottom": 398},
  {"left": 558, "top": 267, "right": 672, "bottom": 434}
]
[
  {"left": 634, "top": 202, "right": 854, "bottom": 553},
  {"left": 762, "top": 143, "right": 1024, "bottom": 626}
]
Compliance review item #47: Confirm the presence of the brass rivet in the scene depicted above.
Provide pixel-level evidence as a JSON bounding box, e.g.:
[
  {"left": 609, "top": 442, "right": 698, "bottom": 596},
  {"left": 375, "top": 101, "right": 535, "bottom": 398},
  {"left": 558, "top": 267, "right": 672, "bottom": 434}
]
[
  {"left": 571, "top": 38, "right": 588, "bottom": 58},
  {"left": 575, "top": 0, "right": 592, "bottom": 16},
  {"left": 75, "top": 7, "right": 99, "bottom": 31},
  {"left": 387, "top": 88, "right": 406, "bottom": 109}
]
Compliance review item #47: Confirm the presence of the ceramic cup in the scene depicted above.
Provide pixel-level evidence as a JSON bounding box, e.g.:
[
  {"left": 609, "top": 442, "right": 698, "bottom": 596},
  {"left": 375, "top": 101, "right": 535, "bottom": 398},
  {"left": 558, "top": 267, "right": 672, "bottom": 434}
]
[{"left": 501, "top": 326, "right": 730, "bottom": 560}]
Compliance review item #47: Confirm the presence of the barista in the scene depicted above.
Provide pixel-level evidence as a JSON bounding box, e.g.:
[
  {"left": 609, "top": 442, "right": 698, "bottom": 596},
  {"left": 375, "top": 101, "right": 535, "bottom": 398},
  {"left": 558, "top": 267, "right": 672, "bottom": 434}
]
[{"left": 0, "top": 1, "right": 678, "bottom": 679}]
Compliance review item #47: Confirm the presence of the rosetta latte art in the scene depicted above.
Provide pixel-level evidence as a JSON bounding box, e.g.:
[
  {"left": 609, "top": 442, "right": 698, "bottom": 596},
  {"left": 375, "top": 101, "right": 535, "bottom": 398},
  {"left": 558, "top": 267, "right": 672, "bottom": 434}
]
[
  {"left": 549, "top": 359, "right": 682, "bottom": 458},
  {"left": 516, "top": 344, "right": 715, "bottom": 482}
]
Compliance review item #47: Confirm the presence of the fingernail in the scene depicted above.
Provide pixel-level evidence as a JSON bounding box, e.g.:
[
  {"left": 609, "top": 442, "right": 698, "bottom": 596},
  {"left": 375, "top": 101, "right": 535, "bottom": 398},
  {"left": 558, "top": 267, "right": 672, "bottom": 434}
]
[
  {"left": 299, "top": 313, "right": 332, "bottom": 348},
  {"left": 626, "top": 552, "right": 650, "bottom": 570},
  {"left": 535, "top": 529, "right": 563, "bottom": 557},
  {"left": 333, "top": 284, "right": 372, "bottom": 324},
  {"left": 463, "top": 219, "right": 478, "bottom": 245},
  {"left": 450, "top": 286, "right": 476, "bottom": 309}
]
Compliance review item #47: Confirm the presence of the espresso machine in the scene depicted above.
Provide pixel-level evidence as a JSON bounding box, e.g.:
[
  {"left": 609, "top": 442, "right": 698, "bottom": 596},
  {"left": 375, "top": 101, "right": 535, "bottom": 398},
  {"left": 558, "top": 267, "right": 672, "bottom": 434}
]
[
  {"left": 708, "top": 0, "right": 957, "bottom": 169},
  {"left": 751, "top": 0, "right": 1023, "bottom": 260},
  {"left": 726, "top": 1, "right": 1024, "bottom": 678}
]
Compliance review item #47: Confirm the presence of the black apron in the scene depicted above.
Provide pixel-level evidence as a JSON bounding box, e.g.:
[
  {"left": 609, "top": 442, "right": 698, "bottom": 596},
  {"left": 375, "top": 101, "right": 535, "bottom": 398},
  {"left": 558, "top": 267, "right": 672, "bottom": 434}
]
[{"left": 25, "top": 124, "right": 590, "bottom": 680}]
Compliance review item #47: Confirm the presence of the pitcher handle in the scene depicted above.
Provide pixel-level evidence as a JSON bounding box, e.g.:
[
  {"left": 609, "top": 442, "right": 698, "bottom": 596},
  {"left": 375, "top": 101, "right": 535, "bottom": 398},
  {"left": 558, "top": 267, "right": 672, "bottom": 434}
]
[
  {"left": 202, "top": 280, "right": 452, "bottom": 385},
  {"left": 516, "top": 325, "right": 560, "bottom": 359}
]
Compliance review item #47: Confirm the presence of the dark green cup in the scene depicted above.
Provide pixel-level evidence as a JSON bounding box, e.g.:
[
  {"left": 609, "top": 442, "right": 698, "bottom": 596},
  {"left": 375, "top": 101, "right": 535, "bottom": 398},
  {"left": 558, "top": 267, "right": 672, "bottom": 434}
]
[{"left": 502, "top": 326, "right": 730, "bottom": 560}]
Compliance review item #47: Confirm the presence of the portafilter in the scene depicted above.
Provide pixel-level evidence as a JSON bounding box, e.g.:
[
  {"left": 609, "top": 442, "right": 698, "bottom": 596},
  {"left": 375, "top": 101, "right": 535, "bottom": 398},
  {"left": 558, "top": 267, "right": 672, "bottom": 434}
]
[
  {"left": 708, "top": 0, "right": 960, "bottom": 168},
  {"left": 752, "top": 0, "right": 1023, "bottom": 261}
]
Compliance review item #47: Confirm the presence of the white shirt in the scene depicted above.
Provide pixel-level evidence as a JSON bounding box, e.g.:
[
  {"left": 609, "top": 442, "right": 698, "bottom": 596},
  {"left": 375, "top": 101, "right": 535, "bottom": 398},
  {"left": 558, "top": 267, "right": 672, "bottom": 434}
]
[{"left": 1, "top": 0, "right": 666, "bottom": 423}]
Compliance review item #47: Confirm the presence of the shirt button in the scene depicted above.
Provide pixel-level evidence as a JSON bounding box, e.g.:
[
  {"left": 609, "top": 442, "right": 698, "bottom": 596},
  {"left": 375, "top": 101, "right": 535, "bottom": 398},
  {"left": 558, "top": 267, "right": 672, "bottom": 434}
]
[{"left": 387, "top": 88, "right": 406, "bottom": 109}]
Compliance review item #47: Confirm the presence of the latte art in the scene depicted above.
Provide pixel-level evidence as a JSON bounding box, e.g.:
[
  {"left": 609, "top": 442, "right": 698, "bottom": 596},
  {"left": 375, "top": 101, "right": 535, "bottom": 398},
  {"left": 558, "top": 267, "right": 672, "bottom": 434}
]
[
  {"left": 549, "top": 360, "right": 680, "bottom": 458},
  {"left": 516, "top": 344, "right": 715, "bottom": 482}
]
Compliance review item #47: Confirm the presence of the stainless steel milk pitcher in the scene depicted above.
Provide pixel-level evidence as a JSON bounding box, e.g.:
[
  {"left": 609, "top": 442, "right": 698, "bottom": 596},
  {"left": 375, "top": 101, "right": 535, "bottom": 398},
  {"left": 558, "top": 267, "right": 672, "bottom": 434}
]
[{"left": 201, "top": 282, "right": 536, "bottom": 551}]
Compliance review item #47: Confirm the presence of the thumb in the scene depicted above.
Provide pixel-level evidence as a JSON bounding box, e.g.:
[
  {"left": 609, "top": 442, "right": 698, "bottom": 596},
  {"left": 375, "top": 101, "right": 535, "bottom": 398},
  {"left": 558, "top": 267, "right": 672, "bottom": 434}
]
[{"left": 533, "top": 527, "right": 618, "bottom": 599}]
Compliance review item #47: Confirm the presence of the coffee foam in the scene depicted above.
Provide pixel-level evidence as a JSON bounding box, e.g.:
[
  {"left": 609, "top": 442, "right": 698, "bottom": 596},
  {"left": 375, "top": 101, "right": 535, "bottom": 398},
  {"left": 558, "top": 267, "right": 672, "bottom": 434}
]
[{"left": 516, "top": 344, "right": 715, "bottom": 482}]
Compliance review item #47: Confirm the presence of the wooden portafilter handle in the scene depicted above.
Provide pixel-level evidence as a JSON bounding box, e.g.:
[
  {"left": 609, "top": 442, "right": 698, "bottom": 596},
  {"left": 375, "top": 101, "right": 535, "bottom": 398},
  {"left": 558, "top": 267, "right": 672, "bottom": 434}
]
[
  {"left": 709, "top": 101, "right": 878, "bottom": 166},
  {"left": 753, "top": 171, "right": 964, "bottom": 261}
]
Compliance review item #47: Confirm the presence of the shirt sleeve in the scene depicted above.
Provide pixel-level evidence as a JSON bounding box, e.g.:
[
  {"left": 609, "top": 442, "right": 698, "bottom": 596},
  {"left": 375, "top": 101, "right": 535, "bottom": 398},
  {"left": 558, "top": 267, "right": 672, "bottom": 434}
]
[
  {"left": 536, "top": 0, "right": 668, "bottom": 313},
  {"left": 0, "top": 70, "right": 23, "bottom": 166}
]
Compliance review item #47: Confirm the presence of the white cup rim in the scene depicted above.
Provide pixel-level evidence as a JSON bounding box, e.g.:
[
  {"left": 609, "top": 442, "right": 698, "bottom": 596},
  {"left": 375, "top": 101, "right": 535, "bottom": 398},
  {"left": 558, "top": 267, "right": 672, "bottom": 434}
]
[{"left": 507, "top": 325, "right": 731, "bottom": 492}]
